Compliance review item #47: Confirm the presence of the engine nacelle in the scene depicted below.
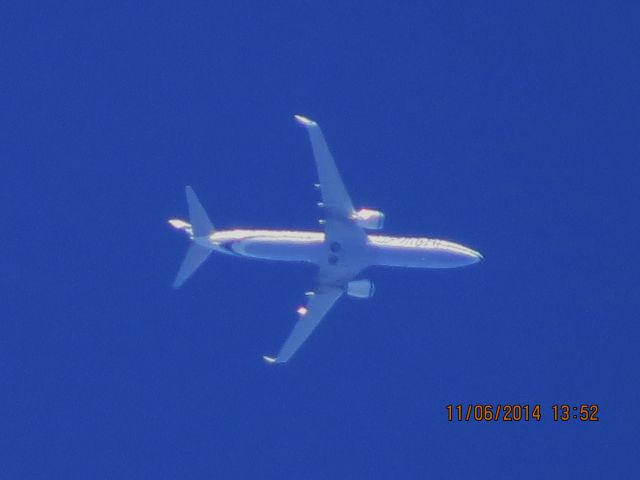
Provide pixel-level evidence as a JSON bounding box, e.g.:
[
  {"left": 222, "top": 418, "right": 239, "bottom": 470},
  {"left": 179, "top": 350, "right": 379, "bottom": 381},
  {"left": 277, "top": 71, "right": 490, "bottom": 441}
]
[
  {"left": 352, "top": 208, "right": 385, "bottom": 230},
  {"left": 347, "top": 279, "right": 375, "bottom": 299}
]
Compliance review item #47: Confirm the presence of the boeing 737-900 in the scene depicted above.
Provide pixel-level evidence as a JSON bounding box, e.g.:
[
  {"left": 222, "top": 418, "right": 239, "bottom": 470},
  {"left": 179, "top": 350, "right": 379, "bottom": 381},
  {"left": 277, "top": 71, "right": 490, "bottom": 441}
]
[{"left": 169, "top": 115, "right": 482, "bottom": 363}]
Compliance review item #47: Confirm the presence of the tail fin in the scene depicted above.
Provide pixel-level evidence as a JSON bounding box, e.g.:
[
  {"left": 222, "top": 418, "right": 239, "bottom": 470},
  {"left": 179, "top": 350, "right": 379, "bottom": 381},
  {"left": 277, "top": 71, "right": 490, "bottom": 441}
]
[{"left": 170, "top": 186, "right": 215, "bottom": 288}]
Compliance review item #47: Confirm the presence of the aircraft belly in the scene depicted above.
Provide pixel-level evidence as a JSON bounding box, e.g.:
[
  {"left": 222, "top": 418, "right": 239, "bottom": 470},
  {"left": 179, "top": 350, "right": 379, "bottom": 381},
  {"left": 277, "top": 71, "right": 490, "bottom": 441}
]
[
  {"left": 232, "top": 238, "right": 323, "bottom": 263},
  {"left": 372, "top": 244, "right": 479, "bottom": 268}
]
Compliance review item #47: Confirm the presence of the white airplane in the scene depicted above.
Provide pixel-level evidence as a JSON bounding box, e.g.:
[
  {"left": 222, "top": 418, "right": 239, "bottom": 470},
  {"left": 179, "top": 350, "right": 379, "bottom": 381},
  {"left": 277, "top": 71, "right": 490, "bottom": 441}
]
[{"left": 169, "top": 115, "right": 482, "bottom": 364}]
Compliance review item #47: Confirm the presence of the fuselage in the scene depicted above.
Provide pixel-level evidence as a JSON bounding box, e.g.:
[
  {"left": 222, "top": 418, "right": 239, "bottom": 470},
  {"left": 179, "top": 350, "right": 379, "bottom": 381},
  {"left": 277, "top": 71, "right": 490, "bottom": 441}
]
[{"left": 207, "top": 229, "right": 482, "bottom": 269}]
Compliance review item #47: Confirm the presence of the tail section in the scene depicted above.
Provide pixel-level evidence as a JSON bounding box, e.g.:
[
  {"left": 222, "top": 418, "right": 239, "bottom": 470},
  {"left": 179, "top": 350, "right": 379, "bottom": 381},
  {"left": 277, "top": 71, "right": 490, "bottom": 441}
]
[
  {"left": 169, "top": 186, "right": 215, "bottom": 288},
  {"left": 172, "top": 243, "right": 212, "bottom": 288},
  {"left": 186, "top": 186, "right": 214, "bottom": 237}
]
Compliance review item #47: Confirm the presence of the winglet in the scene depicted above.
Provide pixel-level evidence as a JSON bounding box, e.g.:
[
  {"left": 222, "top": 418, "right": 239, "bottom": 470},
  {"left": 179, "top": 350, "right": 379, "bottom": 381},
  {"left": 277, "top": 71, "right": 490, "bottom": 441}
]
[
  {"left": 294, "top": 114, "right": 317, "bottom": 127},
  {"left": 262, "top": 355, "right": 278, "bottom": 364}
]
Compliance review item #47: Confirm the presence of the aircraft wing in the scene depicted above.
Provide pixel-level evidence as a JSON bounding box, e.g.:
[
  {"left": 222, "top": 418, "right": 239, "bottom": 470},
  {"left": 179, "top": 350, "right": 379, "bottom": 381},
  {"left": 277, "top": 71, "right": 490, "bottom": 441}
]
[
  {"left": 264, "top": 264, "right": 363, "bottom": 364},
  {"left": 264, "top": 287, "right": 343, "bottom": 364},
  {"left": 262, "top": 116, "right": 369, "bottom": 364},
  {"left": 295, "top": 115, "right": 367, "bottom": 247}
]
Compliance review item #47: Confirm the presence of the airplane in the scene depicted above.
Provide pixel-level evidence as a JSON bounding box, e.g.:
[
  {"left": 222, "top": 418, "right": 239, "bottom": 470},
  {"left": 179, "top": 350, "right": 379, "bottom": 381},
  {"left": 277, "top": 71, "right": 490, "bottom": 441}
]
[{"left": 169, "top": 115, "right": 482, "bottom": 364}]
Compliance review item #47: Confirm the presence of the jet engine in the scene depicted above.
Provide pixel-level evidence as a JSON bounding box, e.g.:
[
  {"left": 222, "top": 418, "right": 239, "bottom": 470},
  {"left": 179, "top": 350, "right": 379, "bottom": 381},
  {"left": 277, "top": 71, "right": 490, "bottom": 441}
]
[
  {"left": 347, "top": 279, "right": 375, "bottom": 298},
  {"left": 352, "top": 208, "right": 385, "bottom": 230}
]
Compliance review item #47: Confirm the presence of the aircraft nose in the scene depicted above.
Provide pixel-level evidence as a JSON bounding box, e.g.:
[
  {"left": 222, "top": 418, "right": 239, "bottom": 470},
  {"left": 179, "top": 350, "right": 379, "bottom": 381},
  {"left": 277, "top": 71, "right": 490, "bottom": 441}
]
[
  {"left": 464, "top": 247, "right": 484, "bottom": 265},
  {"left": 458, "top": 245, "right": 483, "bottom": 265},
  {"left": 433, "top": 241, "right": 483, "bottom": 267}
]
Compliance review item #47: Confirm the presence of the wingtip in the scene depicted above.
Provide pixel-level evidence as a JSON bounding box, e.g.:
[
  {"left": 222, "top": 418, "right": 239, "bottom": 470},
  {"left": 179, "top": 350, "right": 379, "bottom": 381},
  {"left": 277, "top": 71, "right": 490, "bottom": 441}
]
[
  {"left": 262, "top": 355, "right": 278, "bottom": 364},
  {"left": 294, "top": 114, "right": 317, "bottom": 127}
]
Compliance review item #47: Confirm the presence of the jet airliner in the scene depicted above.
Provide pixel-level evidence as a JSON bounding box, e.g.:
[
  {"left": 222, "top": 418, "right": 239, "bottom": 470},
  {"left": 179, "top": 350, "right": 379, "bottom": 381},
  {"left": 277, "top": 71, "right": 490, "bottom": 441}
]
[{"left": 169, "top": 115, "right": 482, "bottom": 363}]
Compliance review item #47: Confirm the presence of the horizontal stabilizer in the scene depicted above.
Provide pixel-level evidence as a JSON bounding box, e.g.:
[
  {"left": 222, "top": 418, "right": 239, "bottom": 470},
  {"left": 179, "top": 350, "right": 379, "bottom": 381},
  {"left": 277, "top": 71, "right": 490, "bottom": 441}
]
[
  {"left": 186, "top": 186, "right": 214, "bottom": 237},
  {"left": 173, "top": 243, "right": 212, "bottom": 288}
]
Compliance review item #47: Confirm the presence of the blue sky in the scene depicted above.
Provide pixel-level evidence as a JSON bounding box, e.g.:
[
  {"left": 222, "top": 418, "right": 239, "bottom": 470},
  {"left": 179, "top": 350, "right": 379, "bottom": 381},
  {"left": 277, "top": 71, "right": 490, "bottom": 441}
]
[{"left": 2, "top": 2, "right": 639, "bottom": 478}]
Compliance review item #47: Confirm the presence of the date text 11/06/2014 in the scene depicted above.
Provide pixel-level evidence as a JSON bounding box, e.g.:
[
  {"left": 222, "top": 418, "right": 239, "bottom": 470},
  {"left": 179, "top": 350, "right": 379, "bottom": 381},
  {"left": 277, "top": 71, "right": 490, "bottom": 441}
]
[{"left": 446, "top": 404, "right": 600, "bottom": 422}]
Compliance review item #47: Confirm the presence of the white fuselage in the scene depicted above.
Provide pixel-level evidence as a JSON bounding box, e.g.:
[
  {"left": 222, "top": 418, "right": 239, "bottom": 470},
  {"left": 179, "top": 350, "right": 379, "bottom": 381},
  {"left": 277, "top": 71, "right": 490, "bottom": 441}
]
[{"left": 207, "top": 229, "right": 482, "bottom": 269}]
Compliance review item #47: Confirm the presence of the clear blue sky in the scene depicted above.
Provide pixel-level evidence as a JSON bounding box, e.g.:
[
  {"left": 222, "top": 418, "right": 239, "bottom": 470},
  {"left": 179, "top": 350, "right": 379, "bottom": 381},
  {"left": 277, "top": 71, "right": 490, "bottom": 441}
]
[{"left": 2, "top": 2, "right": 639, "bottom": 478}]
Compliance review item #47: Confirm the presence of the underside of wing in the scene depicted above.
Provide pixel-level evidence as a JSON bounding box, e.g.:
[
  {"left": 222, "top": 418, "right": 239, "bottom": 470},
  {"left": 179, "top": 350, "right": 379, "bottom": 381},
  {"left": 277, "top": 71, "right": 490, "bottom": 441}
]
[
  {"left": 295, "top": 115, "right": 367, "bottom": 248},
  {"left": 264, "top": 262, "right": 364, "bottom": 364},
  {"left": 264, "top": 116, "right": 370, "bottom": 364},
  {"left": 264, "top": 287, "right": 344, "bottom": 364}
]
